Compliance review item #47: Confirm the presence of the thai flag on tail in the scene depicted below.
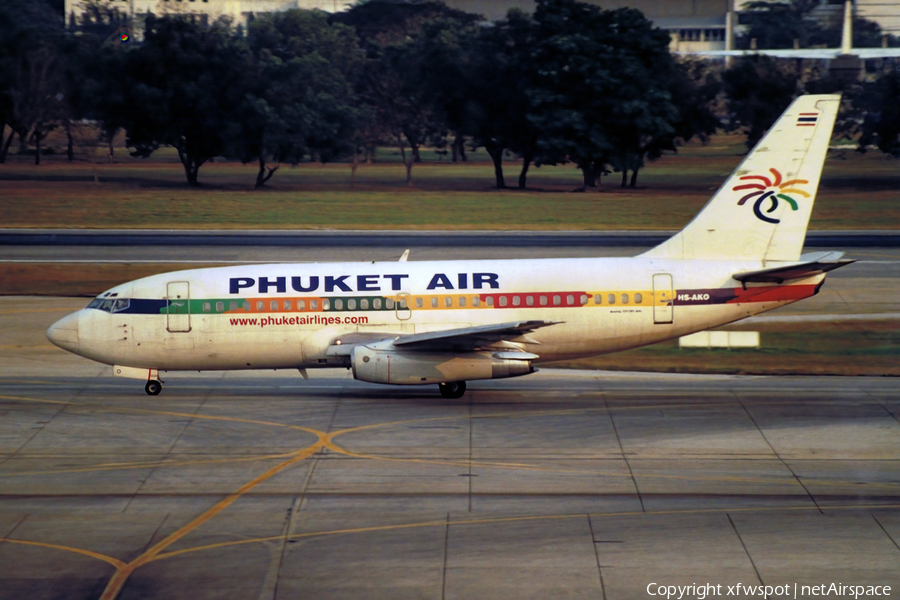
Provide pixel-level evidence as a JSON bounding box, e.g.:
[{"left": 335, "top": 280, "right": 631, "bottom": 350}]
[{"left": 797, "top": 113, "right": 818, "bottom": 127}]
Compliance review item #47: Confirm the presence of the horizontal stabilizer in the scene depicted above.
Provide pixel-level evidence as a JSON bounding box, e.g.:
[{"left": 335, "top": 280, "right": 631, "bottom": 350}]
[{"left": 733, "top": 252, "right": 854, "bottom": 283}]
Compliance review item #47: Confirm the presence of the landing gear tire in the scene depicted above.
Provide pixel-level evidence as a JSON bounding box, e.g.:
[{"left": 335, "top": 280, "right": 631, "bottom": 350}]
[
  {"left": 438, "top": 381, "right": 466, "bottom": 399},
  {"left": 145, "top": 380, "right": 162, "bottom": 396}
]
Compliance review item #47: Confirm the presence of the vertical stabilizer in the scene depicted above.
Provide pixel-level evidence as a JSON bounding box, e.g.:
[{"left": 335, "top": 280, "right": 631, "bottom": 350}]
[{"left": 641, "top": 94, "right": 840, "bottom": 262}]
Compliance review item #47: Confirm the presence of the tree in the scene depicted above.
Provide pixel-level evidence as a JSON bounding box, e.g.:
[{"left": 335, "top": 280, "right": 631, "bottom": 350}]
[
  {"left": 737, "top": 1, "right": 819, "bottom": 50},
  {"left": 237, "top": 9, "right": 363, "bottom": 188},
  {"left": 64, "top": 0, "right": 131, "bottom": 162},
  {"left": 464, "top": 9, "right": 539, "bottom": 189},
  {"left": 526, "top": 0, "right": 679, "bottom": 189},
  {"left": 120, "top": 15, "right": 253, "bottom": 185},
  {"left": 335, "top": 0, "right": 481, "bottom": 185},
  {"left": 609, "top": 58, "right": 720, "bottom": 188},
  {"left": 722, "top": 55, "right": 799, "bottom": 150},
  {"left": 0, "top": 0, "right": 69, "bottom": 164},
  {"left": 859, "top": 69, "right": 900, "bottom": 158}
]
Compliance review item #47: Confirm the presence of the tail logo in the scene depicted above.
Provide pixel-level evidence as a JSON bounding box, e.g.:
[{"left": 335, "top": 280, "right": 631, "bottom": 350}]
[{"left": 732, "top": 168, "right": 810, "bottom": 224}]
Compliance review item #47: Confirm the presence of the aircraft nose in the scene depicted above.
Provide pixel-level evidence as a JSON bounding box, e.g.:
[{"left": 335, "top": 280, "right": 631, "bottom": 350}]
[{"left": 47, "top": 311, "right": 80, "bottom": 353}]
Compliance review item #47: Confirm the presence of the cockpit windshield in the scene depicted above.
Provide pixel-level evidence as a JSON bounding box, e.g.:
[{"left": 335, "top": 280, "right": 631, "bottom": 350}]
[{"left": 86, "top": 298, "right": 130, "bottom": 313}]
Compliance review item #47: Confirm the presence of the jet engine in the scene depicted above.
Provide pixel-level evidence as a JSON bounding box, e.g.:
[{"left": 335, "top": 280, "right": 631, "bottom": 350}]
[{"left": 350, "top": 345, "right": 534, "bottom": 385}]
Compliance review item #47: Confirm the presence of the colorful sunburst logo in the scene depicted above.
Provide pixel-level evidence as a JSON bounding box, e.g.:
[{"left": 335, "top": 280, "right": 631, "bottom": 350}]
[
  {"left": 120, "top": 32, "right": 130, "bottom": 43},
  {"left": 732, "top": 168, "right": 810, "bottom": 224}
]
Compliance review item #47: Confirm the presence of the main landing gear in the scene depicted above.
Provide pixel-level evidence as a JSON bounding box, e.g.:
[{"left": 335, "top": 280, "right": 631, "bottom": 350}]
[
  {"left": 438, "top": 381, "right": 466, "bottom": 399},
  {"left": 145, "top": 380, "right": 162, "bottom": 396}
]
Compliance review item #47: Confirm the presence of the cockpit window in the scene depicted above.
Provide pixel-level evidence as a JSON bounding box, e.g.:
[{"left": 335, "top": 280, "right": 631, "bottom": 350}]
[{"left": 86, "top": 297, "right": 130, "bottom": 313}]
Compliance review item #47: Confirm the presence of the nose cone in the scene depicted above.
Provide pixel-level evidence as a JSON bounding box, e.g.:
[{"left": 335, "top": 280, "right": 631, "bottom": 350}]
[{"left": 47, "top": 311, "right": 80, "bottom": 353}]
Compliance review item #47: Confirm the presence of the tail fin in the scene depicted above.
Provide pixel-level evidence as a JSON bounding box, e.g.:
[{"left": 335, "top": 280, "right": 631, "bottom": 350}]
[{"left": 641, "top": 94, "right": 841, "bottom": 262}]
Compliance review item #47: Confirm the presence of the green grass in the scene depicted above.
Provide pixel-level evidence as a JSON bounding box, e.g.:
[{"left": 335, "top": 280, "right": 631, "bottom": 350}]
[
  {"left": 549, "top": 320, "right": 900, "bottom": 377},
  {"left": 1, "top": 135, "right": 898, "bottom": 229}
]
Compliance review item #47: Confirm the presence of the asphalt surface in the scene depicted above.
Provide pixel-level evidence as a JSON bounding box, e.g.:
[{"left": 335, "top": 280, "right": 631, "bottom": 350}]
[
  {"left": 2, "top": 229, "right": 900, "bottom": 247},
  {"left": 1, "top": 298, "right": 899, "bottom": 600}
]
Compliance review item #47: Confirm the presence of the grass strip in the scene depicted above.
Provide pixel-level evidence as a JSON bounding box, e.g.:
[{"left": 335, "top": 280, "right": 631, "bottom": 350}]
[
  {"left": 549, "top": 320, "right": 900, "bottom": 377},
  {"left": 1, "top": 136, "right": 897, "bottom": 230}
]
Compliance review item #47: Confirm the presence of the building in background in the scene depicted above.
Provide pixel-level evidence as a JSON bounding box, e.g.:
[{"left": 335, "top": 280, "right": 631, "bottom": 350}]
[{"left": 64, "top": 0, "right": 900, "bottom": 48}]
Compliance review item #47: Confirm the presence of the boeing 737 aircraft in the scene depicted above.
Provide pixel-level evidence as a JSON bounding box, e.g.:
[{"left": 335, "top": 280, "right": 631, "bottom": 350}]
[{"left": 48, "top": 94, "right": 853, "bottom": 398}]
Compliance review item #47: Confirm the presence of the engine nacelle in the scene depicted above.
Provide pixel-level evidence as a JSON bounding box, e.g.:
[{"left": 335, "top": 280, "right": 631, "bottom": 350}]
[{"left": 350, "top": 346, "right": 534, "bottom": 385}]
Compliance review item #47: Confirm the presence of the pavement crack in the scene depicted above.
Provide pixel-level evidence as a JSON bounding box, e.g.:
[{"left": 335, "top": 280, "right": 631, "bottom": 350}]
[
  {"left": 441, "top": 512, "right": 450, "bottom": 600},
  {"left": 587, "top": 515, "right": 607, "bottom": 600},
  {"left": 727, "top": 513, "right": 766, "bottom": 590},
  {"left": 735, "top": 394, "right": 823, "bottom": 514},
  {"left": 872, "top": 514, "right": 900, "bottom": 554},
  {"left": 605, "top": 397, "right": 644, "bottom": 513}
]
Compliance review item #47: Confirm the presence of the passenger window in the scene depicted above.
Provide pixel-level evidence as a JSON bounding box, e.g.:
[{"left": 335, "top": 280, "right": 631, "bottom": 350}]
[
  {"left": 526, "top": 296, "right": 534, "bottom": 306},
  {"left": 216, "top": 301, "right": 224, "bottom": 312},
  {"left": 322, "top": 299, "right": 330, "bottom": 310},
  {"left": 567, "top": 295, "right": 575, "bottom": 306},
  {"left": 472, "top": 297, "right": 480, "bottom": 307},
  {"left": 284, "top": 300, "right": 292, "bottom": 311},
  {"left": 486, "top": 297, "right": 494, "bottom": 307},
  {"left": 256, "top": 301, "right": 264, "bottom": 311},
  {"left": 270, "top": 300, "right": 278, "bottom": 311},
  {"left": 499, "top": 296, "right": 508, "bottom": 307},
  {"left": 512, "top": 296, "right": 521, "bottom": 306},
  {"left": 553, "top": 295, "right": 561, "bottom": 306},
  {"left": 459, "top": 297, "right": 466, "bottom": 307},
  {"left": 445, "top": 297, "right": 452, "bottom": 308},
  {"left": 203, "top": 302, "right": 211, "bottom": 313},
  {"left": 635, "top": 293, "right": 643, "bottom": 304},
  {"left": 334, "top": 299, "right": 343, "bottom": 310},
  {"left": 360, "top": 299, "right": 369, "bottom": 310},
  {"left": 230, "top": 301, "right": 238, "bottom": 311},
  {"left": 594, "top": 294, "right": 602, "bottom": 305},
  {"left": 580, "top": 294, "right": 588, "bottom": 305},
  {"left": 622, "top": 294, "right": 629, "bottom": 304},
  {"left": 373, "top": 298, "right": 381, "bottom": 309},
  {"left": 348, "top": 299, "right": 356, "bottom": 310},
  {"left": 311, "top": 300, "right": 318, "bottom": 310},
  {"left": 398, "top": 298, "right": 407, "bottom": 309},
  {"left": 416, "top": 297, "right": 424, "bottom": 308},
  {"left": 540, "top": 296, "right": 548, "bottom": 306},
  {"left": 298, "top": 300, "right": 306, "bottom": 310},
  {"left": 243, "top": 301, "right": 250, "bottom": 311},
  {"left": 608, "top": 294, "right": 615, "bottom": 305},
  {"left": 386, "top": 298, "right": 395, "bottom": 309},
  {"left": 431, "top": 297, "right": 438, "bottom": 308}
]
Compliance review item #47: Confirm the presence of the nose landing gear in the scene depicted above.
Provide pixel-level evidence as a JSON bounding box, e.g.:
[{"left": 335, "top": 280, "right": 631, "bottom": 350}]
[
  {"left": 145, "top": 380, "right": 162, "bottom": 396},
  {"left": 438, "top": 381, "right": 466, "bottom": 399}
]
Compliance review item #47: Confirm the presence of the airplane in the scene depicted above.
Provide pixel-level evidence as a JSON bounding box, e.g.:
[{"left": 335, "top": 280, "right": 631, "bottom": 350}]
[{"left": 47, "top": 94, "right": 853, "bottom": 399}]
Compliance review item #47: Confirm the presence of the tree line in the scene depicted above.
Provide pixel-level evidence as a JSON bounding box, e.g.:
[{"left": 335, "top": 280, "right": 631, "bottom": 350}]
[{"left": 1, "top": 0, "right": 899, "bottom": 188}]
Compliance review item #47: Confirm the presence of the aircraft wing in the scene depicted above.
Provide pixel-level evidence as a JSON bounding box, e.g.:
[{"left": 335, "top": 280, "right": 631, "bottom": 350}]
[
  {"left": 733, "top": 251, "right": 855, "bottom": 284},
  {"left": 326, "top": 320, "right": 557, "bottom": 357},
  {"left": 393, "top": 320, "right": 557, "bottom": 352}
]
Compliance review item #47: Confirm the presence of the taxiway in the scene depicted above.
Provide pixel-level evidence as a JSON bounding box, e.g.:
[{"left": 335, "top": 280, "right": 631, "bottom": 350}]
[{"left": 0, "top": 297, "right": 898, "bottom": 600}]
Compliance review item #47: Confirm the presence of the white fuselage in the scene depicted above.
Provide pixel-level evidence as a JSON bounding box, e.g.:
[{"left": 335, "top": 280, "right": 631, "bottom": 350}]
[{"left": 50, "top": 256, "right": 823, "bottom": 373}]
